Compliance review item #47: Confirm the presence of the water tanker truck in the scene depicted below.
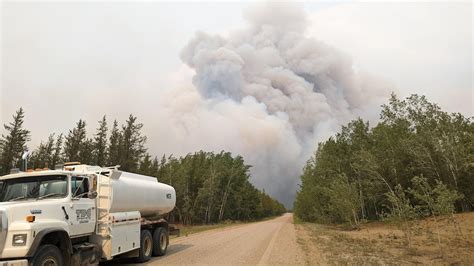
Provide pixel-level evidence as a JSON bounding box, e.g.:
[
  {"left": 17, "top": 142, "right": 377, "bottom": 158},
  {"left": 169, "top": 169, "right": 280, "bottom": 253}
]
[{"left": 0, "top": 162, "right": 178, "bottom": 265}]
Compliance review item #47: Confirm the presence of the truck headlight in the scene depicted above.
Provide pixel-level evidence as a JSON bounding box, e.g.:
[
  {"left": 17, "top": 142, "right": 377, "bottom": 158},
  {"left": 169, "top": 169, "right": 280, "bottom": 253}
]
[{"left": 12, "top": 234, "right": 27, "bottom": 246}]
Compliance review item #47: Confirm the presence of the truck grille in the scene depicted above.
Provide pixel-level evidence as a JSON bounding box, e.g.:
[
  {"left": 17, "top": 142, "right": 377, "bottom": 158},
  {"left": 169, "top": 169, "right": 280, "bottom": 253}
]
[{"left": 0, "top": 210, "right": 7, "bottom": 255}]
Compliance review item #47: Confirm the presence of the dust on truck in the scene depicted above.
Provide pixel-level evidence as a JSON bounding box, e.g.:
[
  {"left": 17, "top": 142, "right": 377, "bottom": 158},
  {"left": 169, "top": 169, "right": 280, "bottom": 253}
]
[{"left": 0, "top": 162, "right": 178, "bottom": 265}]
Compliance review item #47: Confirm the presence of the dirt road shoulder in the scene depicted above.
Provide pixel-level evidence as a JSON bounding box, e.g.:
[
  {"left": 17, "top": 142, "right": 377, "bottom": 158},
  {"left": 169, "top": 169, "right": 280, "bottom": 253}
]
[{"left": 295, "top": 212, "right": 474, "bottom": 265}]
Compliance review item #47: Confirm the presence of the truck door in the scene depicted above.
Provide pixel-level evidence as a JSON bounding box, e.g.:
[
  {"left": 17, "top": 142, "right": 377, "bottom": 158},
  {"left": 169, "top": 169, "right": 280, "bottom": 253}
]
[{"left": 69, "top": 176, "right": 96, "bottom": 236}]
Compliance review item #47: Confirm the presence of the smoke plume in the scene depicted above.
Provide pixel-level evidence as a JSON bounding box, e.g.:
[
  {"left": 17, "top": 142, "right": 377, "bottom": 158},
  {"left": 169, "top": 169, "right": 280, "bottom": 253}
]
[
  {"left": 3, "top": 2, "right": 469, "bottom": 207},
  {"left": 154, "top": 3, "right": 388, "bottom": 207}
]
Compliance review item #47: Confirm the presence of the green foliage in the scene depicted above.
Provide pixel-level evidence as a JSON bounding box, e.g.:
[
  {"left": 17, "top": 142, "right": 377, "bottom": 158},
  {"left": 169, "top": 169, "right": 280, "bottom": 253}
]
[
  {"left": 63, "top": 119, "right": 87, "bottom": 162},
  {"left": 79, "top": 138, "right": 95, "bottom": 165},
  {"left": 51, "top": 134, "right": 63, "bottom": 168},
  {"left": 93, "top": 115, "right": 108, "bottom": 166},
  {"left": 107, "top": 120, "right": 121, "bottom": 166},
  {"left": 327, "top": 174, "right": 361, "bottom": 228},
  {"left": 384, "top": 184, "right": 418, "bottom": 223},
  {"left": 0, "top": 108, "right": 31, "bottom": 174},
  {"left": 154, "top": 151, "right": 286, "bottom": 224},
  {"left": 29, "top": 133, "right": 63, "bottom": 169},
  {"left": 137, "top": 153, "right": 154, "bottom": 177},
  {"left": 406, "top": 176, "right": 463, "bottom": 254},
  {"left": 295, "top": 94, "right": 472, "bottom": 224},
  {"left": 408, "top": 176, "right": 463, "bottom": 217},
  {"left": 118, "top": 115, "right": 147, "bottom": 172},
  {"left": 103, "top": 115, "right": 147, "bottom": 171},
  {"left": 1, "top": 108, "right": 284, "bottom": 225},
  {"left": 382, "top": 177, "right": 462, "bottom": 249},
  {"left": 383, "top": 184, "right": 419, "bottom": 246}
]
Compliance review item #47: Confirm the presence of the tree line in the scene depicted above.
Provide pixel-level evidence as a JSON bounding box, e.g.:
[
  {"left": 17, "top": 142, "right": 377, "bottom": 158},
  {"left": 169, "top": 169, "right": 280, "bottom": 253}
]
[
  {"left": 0, "top": 109, "right": 285, "bottom": 224},
  {"left": 153, "top": 151, "right": 286, "bottom": 224},
  {"left": 295, "top": 94, "right": 473, "bottom": 227}
]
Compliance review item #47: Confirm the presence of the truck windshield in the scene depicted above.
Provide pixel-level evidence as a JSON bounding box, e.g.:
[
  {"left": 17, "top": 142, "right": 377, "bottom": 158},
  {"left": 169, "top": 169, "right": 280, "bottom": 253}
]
[{"left": 0, "top": 175, "right": 67, "bottom": 202}]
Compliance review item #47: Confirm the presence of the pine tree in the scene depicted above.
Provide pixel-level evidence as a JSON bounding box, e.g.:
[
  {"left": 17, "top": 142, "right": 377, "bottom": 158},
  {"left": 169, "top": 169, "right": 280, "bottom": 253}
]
[
  {"left": 119, "top": 114, "right": 147, "bottom": 171},
  {"left": 0, "top": 108, "right": 31, "bottom": 174},
  {"left": 93, "top": 115, "right": 108, "bottom": 166},
  {"left": 151, "top": 156, "right": 159, "bottom": 177},
  {"left": 63, "top": 119, "right": 87, "bottom": 162},
  {"left": 107, "top": 120, "right": 121, "bottom": 166},
  {"left": 79, "top": 138, "right": 94, "bottom": 165},
  {"left": 138, "top": 153, "right": 153, "bottom": 176},
  {"left": 30, "top": 134, "right": 55, "bottom": 169},
  {"left": 29, "top": 133, "right": 64, "bottom": 169},
  {"left": 50, "top": 134, "right": 63, "bottom": 168}
]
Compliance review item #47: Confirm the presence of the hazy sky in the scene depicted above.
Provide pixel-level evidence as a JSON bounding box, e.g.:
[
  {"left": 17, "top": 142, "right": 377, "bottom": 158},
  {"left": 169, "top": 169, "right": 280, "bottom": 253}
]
[{"left": 1, "top": 1, "right": 472, "bottom": 206}]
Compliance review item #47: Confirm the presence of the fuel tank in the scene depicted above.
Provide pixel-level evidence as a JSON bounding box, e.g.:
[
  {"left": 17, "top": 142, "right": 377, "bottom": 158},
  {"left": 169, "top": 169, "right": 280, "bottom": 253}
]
[{"left": 106, "top": 171, "right": 176, "bottom": 218}]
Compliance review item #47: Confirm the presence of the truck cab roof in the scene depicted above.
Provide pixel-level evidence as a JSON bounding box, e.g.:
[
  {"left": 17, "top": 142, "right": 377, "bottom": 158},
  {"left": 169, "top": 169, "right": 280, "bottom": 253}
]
[
  {"left": 0, "top": 169, "right": 73, "bottom": 180},
  {"left": 0, "top": 164, "right": 111, "bottom": 180}
]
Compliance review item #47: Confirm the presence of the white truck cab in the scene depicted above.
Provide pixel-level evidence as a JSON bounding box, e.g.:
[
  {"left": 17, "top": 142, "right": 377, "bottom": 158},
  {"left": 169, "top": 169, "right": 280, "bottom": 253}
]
[{"left": 0, "top": 163, "right": 177, "bottom": 266}]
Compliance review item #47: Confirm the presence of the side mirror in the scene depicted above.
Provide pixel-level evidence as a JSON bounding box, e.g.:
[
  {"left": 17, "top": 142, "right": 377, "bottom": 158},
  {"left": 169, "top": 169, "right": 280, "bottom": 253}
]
[{"left": 88, "top": 191, "right": 98, "bottom": 199}]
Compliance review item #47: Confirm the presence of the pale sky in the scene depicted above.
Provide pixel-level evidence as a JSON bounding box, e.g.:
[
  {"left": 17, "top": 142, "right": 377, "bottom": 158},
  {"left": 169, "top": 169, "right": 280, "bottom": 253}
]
[
  {"left": 2, "top": 1, "right": 471, "bottom": 140},
  {"left": 1, "top": 1, "right": 472, "bottom": 205}
]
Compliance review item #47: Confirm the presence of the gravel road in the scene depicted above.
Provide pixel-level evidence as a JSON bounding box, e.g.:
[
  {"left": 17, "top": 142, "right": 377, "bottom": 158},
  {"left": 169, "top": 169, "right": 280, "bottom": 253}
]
[{"left": 124, "top": 213, "right": 305, "bottom": 265}]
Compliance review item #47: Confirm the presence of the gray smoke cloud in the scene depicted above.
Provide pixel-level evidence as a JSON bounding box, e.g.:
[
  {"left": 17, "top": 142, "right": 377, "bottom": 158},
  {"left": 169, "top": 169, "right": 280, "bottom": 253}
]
[
  {"left": 3, "top": 2, "right": 469, "bottom": 207},
  {"left": 154, "top": 2, "right": 389, "bottom": 207}
]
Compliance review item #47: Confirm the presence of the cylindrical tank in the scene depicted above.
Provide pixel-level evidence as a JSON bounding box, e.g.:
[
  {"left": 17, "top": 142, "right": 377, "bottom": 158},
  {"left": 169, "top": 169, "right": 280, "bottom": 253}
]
[{"left": 107, "top": 171, "right": 176, "bottom": 218}]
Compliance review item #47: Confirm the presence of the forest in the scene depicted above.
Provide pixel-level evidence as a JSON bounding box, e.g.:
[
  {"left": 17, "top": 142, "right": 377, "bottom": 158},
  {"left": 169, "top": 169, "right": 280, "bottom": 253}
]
[
  {"left": 295, "top": 94, "right": 473, "bottom": 228},
  {"left": 0, "top": 110, "right": 286, "bottom": 225}
]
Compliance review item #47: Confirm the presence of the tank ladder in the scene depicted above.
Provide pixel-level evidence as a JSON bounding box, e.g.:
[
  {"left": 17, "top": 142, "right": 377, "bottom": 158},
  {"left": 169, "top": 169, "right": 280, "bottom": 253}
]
[{"left": 96, "top": 176, "right": 112, "bottom": 236}]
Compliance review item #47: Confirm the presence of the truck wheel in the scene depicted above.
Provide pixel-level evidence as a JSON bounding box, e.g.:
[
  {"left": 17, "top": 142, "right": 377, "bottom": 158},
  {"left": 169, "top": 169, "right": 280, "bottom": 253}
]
[
  {"left": 152, "top": 227, "right": 169, "bottom": 256},
  {"left": 137, "top": 229, "right": 153, "bottom": 262},
  {"left": 31, "top": 244, "right": 64, "bottom": 266}
]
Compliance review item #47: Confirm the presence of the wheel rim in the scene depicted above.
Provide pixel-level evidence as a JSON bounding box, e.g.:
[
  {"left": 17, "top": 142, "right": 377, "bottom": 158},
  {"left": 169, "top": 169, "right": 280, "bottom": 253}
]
[
  {"left": 144, "top": 235, "right": 152, "bottom": 256},
  {"left": 160, "top": 233, "right": 167, "bottom": 250},
  {"left": 42, "top": 257, "right": 58, "bottom": 266}
]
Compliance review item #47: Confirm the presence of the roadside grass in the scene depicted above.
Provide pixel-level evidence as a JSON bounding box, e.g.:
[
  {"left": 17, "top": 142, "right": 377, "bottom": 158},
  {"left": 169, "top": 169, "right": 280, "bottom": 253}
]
[
  {"left": 295, "top": 212, "right": 474, "bottom": 265},
  {"left": 295, "top": 228, "right": 312, "bottom": 265},
  {"left": 292, "top": 214, "right": 304, "bottom": 225},
  {"left": 175, "top": 221, "right": 243, "bottom": 237},
  {"left": 173, "top": 214, "right": 286, "bottom": 238}
]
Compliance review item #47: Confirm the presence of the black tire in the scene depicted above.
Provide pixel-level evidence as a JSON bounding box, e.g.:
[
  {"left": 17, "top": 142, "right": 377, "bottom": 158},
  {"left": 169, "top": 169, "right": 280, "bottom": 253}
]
[
  {"left": 31, "top": 244, "right": 64, "bottom": 266},
  {"left": 136, "top": 229, "right": 153, "bottom": 263},
  {"left": 152, "top": 227, "right": 169, "bottom": 256}
]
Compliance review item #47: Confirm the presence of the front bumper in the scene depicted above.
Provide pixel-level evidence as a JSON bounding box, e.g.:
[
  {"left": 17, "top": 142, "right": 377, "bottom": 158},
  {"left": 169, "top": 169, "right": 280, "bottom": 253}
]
[
  {"left": 0, "top": 259, "right": 28, "bottom": 266},
  {"left": 0, "top": 209, "right": 31, "bottom": 260}
]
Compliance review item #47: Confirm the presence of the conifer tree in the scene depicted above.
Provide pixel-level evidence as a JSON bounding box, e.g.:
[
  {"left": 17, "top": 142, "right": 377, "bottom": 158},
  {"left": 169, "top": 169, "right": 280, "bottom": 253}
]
[
  {"left": 119, "top": 114, "right": 147, "bottom": 171},
  {"left": 138, "top": 153, "right": 153, "bottom": 176},
  {"left": 63, "top": 119, "right": 87, "bottom": 162},
  {"left": 0, "top": 108, "right": 31, "bottom": 174},
  {"left": 107, "top": 120, "right": 121, "bottom": 166},
  {"left": 93, "top": 115, "right": 108, "bottom": 166},
  {"left": 30, "top": 134, "right": 55, "bottom": 169},
  {"left": 79, "top": 138, "right": 94, "bottom": 165},
  {"left": 51, "top": 134, "right": 63, "bottom": 168}
]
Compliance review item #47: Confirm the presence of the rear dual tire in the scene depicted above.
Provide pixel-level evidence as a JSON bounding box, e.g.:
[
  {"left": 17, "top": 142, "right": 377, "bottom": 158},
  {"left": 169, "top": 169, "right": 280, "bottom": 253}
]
[
  {"left": 137, "top": 227, "right": 169, "bottom": 262},
  {"left": 152, "top": 227, "right": 168, "bottom": 256},
  {"left": 137, "top": 230, "right": 153, "bottom": 262}
]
